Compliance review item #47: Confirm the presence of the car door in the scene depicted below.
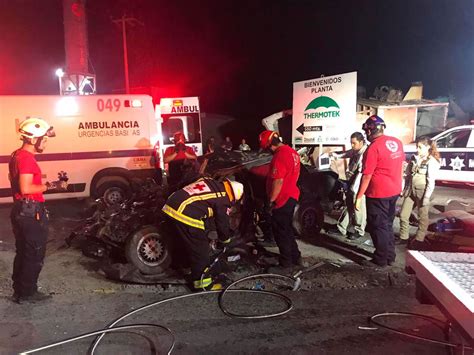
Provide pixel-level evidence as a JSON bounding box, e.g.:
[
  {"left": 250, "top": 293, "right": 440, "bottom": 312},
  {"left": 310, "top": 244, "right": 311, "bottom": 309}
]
[{"left": 434, "top": 126, "right": 474, "bottom": 185}]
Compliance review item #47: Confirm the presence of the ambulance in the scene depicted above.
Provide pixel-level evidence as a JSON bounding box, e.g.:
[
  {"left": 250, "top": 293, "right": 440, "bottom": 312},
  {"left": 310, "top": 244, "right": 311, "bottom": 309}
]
[{"left": 0, "top": 95, "right": 202, "bottom": 204}]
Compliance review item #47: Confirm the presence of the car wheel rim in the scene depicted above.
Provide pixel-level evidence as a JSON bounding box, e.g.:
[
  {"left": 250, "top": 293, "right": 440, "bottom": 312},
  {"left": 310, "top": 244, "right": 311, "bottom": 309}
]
[
  {"left": 137, "top": 234, "right": 164, "bottom": 266},
  {"left": 104, "top": 188, "right": 124, "bottom": 205}
]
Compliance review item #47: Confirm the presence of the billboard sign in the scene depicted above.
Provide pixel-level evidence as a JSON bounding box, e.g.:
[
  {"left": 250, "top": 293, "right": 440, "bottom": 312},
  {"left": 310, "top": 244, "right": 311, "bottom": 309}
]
[{"left": 292, "top": 72, "right": 357, "bottom": 145}]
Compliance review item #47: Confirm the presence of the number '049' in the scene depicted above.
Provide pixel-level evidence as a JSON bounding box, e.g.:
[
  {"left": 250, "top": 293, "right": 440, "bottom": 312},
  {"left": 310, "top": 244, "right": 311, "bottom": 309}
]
[{"left": 97, "top": 99, "right": 121, "bottom": 112}]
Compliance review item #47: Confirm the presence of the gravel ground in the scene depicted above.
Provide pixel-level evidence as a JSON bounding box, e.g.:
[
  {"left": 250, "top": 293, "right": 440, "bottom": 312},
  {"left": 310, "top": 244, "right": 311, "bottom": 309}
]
[{"left": 0, "top": 186, "right": 472, "bottom": 354}]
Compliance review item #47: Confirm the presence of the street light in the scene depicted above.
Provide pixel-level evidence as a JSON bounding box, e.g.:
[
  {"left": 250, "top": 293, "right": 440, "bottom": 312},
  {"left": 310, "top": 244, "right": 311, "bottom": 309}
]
[
  {"left": 56, "top": 68, "right": 64, "bottom": 95},
  {"left": 55, "top": 68, "right": 64, "bottom": 77}
]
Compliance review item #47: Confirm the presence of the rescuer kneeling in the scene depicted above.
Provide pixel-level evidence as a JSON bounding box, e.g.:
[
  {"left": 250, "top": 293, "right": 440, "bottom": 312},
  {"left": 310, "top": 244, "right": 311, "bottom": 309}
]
[{"left": 162, "top": 177, "right": 244, "bottom": 291}]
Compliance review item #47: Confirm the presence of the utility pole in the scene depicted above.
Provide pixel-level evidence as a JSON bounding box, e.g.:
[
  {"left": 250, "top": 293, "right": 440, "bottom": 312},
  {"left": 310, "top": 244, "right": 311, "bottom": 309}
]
[{"left": 112, "top": 15, "right": 143, "bottom": 94}]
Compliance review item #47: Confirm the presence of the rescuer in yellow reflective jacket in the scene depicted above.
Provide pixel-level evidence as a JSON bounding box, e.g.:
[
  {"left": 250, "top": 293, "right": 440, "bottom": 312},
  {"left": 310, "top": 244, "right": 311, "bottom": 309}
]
[{"left": 162, "top": 177, "right": 244, "bottom": 291}]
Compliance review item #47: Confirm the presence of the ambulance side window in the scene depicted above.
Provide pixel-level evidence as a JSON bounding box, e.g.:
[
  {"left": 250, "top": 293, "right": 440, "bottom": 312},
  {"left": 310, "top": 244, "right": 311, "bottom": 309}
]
[{"left": 185, "top": 115, "right": 201, "bottom": 144}]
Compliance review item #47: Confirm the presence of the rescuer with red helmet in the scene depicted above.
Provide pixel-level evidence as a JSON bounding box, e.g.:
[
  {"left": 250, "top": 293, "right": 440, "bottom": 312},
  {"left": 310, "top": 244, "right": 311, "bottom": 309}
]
[
  {"left": 259, "top": 130, "right": 303, "bottom": 272},
  {"left": 356, "top": 115, "right": 405, "bottom": 267},
  {"left": 163, "top": 131, "right": 197, "bottom": 188},
  {"left": 9, "top": 118, "right": 67, "bottom": 303}
]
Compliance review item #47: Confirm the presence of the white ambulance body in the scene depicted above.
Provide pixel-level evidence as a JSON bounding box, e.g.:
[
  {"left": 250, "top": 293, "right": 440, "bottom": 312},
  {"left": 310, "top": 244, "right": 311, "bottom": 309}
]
[
  {"left": 157, "top": 97, "right": 202, "bottom": 160},
  {"left": 0, "top": 95, "right": 161, "bottom": 204}
]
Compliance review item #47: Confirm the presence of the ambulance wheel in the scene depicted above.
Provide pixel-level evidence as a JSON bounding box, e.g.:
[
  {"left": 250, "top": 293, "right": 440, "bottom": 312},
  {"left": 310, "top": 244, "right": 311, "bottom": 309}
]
[
  {"left": 97, "top": 181, "right": 130, "bottom": 206},
  {"left": 125, "top": 225, "right": 172, "bottom": 275},
  {"left": 293, "top": 199, "right": 324, "bottom": 238}
]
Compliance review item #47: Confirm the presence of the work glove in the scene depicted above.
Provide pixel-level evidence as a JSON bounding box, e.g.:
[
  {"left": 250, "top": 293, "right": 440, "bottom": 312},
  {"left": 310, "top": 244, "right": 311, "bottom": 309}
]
[
  {"left": 216, "top": 237, "right": 232, "bottom": 250},
  {"left": 175, "top": 143, "right": 186, "bottom": 152},
  {"left": 46, "top": 180, "right": 68, "bottom": 191}
]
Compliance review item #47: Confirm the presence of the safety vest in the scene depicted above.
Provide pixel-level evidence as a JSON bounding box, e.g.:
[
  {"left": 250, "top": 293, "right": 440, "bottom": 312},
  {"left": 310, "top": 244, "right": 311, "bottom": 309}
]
[{"left": 162, "top": 178, "right": 231, "bottom": 230}]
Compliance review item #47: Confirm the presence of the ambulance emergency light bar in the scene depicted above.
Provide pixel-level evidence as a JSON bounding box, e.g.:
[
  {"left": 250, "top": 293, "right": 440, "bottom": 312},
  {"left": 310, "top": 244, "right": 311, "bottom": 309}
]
[
  {"left": 160, "top": 98, "right": 183, "bottom": 108},
  {"left": 124, "top": 99, "right": 143, "bottom": 108}
]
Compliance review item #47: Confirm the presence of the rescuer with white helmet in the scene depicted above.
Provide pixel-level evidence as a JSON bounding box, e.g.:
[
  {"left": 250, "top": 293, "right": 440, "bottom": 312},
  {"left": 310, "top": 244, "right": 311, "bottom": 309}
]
[
  {"left": 9, "top": 117, "right": 67, "bottom": 303},
  {"left": 162, "top": 177, "right": 244, "bottom": 291},
  {"left": 18, "top": 117, "right": 56, "bottom": 153}
]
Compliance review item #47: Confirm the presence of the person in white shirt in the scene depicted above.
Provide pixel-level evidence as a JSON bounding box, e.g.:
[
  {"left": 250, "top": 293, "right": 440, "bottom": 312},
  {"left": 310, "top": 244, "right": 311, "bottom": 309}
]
[{"left": 238, "top": 138, "right": 251, "bottom": 152}]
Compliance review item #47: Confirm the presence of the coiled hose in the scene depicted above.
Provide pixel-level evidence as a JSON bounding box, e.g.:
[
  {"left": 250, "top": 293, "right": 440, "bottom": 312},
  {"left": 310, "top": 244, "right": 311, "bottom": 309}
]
[
  {"left": 19, "top": 273, "right": 298, "bottom": 355},
  {"left": 364, "top": 312, "right": 473, "bottom": 352}
]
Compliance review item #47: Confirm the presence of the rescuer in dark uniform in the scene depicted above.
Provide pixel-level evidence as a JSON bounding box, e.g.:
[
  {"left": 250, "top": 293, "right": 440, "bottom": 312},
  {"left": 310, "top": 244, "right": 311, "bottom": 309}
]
[
  {"left": 9, "top": 118, "right": 67, "bottom": 303},
  {"left": 162, "top": 177, "right": 244, "bottom": 291},
  {"left": 163, "top": 131, "right": 197, "bottom": 188},
  {"left": 259, "top": 130, "right": 303, "bottom": 273}
]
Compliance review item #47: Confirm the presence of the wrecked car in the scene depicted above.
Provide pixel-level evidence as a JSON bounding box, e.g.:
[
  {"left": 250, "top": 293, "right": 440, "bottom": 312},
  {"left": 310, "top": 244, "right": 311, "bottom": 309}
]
[{"left": 68, "top": 149, "right": 343, "bottom": 280}]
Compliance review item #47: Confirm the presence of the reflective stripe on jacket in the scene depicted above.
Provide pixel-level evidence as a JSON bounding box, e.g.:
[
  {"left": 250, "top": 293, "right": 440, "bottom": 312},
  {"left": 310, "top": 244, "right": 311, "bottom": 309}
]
[{"left": 162, "top": 178, "right": 231, "bottom": 236}]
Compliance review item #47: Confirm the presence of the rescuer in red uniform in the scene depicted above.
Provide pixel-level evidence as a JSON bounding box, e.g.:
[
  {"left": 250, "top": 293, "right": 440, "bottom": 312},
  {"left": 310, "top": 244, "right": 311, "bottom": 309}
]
[
  {"left": 163, "top": 131, "right": 197, "bottom": 188},
  {"left": 355, "top": 115, "right": 405, "bottom": 267},
  {"left": 259, "top": 130, "right": 302, "bottom": 272},
  {"left": 9, "top": 118, "right": 67, "bottom": 303}
]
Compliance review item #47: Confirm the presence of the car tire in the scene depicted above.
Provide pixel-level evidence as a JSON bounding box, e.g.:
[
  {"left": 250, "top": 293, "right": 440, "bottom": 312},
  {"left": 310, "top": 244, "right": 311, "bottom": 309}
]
[
  {"left": 96, "top": 180, "right": 130, "bottom": 206},
  {"left": 125, "top": 225, "right": 172, "bottom": 275},
  {"left": 293, "top": 199, "right": 324, "bottom": 238}
]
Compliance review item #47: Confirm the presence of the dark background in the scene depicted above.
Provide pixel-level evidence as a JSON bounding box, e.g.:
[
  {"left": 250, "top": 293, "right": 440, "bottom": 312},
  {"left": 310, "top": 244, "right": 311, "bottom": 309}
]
[{"left": 1, "top": 0, "right": 473, "bottom": 126}]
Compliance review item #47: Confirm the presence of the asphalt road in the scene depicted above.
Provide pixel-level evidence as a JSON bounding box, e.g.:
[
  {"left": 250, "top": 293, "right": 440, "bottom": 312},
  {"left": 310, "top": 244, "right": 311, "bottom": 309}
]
[
  {"left": 0, "top": 287, "right": 448, "bottom": 354},
  {"left": 0, "top": 185, "right": 472, "bottom": 354}
]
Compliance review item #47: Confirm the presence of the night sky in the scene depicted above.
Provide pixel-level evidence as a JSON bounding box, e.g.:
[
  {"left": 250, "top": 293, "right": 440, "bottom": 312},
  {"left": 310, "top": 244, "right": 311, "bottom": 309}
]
[{"left": 1, "top": 0, "right": 473, "bottom": 122}]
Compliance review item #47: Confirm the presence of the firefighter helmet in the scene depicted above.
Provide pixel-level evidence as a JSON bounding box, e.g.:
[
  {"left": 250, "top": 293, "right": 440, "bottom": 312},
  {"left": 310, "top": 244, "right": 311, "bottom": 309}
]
[
  {"left": 229, "top": 180, "right": 244, "bottom": 201},
  {"left": 19, "top": 118, "right": 55, "bottom": 139},
  {"left": 224, "top": 179, "right": 244, "bottom": 202},
  {"left": 259, "top": 130, "right": 280, "bottom": 149},
  {"left": 362, "top": 115, "right": 386, "bottom": 133}
]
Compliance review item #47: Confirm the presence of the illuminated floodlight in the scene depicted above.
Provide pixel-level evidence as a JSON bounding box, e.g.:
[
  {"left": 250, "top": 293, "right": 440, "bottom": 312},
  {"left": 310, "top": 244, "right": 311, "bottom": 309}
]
[
  {"left": 55, "top": 68, "right": 65, "bottom": 78},
  {"left": 55, "top": 97, "right": 79, "bottom": 116}
]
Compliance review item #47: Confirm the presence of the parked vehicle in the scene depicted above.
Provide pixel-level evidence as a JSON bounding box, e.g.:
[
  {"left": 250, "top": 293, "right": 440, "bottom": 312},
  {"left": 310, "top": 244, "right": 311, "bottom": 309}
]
[
  {"left": 0, "top": 95, "right": 203, "bottom": 205},
  {"left": 404, "top": 125, "right": 474, "bottom": 187}
]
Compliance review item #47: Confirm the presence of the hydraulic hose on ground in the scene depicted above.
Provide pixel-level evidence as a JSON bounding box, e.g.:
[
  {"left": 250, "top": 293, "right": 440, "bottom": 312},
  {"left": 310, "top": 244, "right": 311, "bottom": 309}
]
[
  {"left": 363, "top": 312, "right": 473, "bottom": 352},
  {"left": 19, "top": 271, "right": 300, "bottom": 355}
]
